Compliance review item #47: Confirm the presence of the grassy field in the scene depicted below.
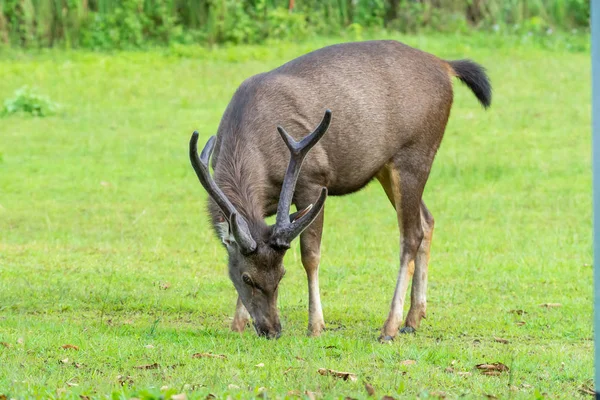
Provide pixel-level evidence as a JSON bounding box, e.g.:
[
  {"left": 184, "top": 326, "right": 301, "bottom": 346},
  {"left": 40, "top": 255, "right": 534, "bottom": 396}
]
[{"left": 0, "top": 33, "right": 593, "bottom": 399}]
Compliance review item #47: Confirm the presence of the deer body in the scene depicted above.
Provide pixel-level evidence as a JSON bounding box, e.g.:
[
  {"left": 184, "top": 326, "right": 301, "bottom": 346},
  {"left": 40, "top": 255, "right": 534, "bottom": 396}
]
[{"left": 190, "top": 40, "right": 491, "bottom": 341}]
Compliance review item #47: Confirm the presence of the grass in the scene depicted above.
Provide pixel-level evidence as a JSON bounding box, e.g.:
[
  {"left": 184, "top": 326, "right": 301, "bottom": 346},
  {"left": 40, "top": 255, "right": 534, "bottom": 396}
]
[{"left": 0, "top": 32, "right": 593, "bottom": 399}]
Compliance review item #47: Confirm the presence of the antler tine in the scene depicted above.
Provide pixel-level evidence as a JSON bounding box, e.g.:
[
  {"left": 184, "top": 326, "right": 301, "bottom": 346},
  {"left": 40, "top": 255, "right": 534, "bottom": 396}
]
[
  {"left": 189, "top": 132, "right": 236, "bottom": 218},
  {"left": 190, "top": 132, "right": 257, "bottom": 254},
  {"left": 272, "top": 110, "right": 332, "bottom": 246}
]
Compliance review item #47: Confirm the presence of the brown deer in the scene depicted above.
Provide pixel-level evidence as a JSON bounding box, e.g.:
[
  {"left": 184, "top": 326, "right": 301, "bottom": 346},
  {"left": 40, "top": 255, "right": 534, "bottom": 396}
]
[{"left": 189, "top": 40, "right": 491, "bottom": 341}]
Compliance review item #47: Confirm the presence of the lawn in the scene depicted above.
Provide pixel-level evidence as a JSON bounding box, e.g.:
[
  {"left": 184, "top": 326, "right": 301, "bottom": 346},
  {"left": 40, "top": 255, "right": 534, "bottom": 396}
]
[{"left": 0, "top": 33, "right": 593, "bottom": 399}]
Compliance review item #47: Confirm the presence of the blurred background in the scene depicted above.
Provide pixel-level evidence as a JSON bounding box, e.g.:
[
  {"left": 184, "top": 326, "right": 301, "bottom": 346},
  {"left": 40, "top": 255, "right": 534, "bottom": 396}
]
[{"left": 0, "top": 0, "right": 590, "bottom": 49}]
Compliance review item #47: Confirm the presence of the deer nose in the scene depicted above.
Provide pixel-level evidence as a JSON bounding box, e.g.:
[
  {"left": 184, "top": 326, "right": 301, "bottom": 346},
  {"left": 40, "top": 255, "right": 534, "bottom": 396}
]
[{"left": 254, "top": 323, "right": 282, "bottom": 339}]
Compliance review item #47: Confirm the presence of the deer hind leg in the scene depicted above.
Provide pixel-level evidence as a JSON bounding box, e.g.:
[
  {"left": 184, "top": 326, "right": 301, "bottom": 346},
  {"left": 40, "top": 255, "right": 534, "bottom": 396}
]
[
  {"left": 231, "top": 296, "right": 251, "bottom": 332},
  {"left": 402, "top": 201, "right": 434, "bottom": 333},
  {"left": 377, "top": 157, "right": 429, "bottom": 342}
]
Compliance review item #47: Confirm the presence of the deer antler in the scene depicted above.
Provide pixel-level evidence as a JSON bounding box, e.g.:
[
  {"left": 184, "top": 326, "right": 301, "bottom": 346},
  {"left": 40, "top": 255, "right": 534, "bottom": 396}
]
[
  {"left": 270, "top": 110, "right": 332, "bottom": 249},
  {"left": 189, "top": 132, "right": 257, "bottom": 254}
]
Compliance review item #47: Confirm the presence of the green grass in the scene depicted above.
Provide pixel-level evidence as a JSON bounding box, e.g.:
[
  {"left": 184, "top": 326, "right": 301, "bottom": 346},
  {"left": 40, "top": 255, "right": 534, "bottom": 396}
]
[{"left": 0, "top": 33, "right": 592, "bottom": 399}]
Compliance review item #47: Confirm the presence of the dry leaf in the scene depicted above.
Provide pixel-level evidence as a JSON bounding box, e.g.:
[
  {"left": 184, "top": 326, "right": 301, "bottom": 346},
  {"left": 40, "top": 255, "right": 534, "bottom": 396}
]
[
  {"left": 484, "top": 395, "right": 498, "bottom": 399},
  {"left": 205, "top": 394, "right": 216, "bottom": 400},
  {"left": 228, "top": 384, "right": 239, "bottom": 390},
  {"left": 364, "top": 382, "right": 375, "bottom": 396},
  {"left": 295, "top": 356, "right": 306, "bottom": 362},
  {"left": 344, "top": 397, "right": 357, "bottom": 400},
  {"left": 381, "top": 396, "right": 396, "bottom": 400},
  {"left": 516, "top": 321, "right": 526, "bottom": 326},
  {"left": 494, "top": 337, "right": 509, "bottom": 344},
  {"left": 255, "top": 362, "right": 265, "bottom": 367},
  {"left": 482, "top": 371, "right": 502, "bottom": 376},
  {"left": 159, "top": 282, "right": 171, "bottom": 290},
  {"left": 0, "top": 395, "right": 7, "bottom": 400},
  {"left": 287, "top": 390, "right": 302, "bottom": 397},
  {"left": 521, "top": 384, "right": 533, "bottom": 389},
  {"left": 74, "top": 362, "right": 83, "bottom": 369},
  {"left": 508, "top": 309, "right": 527, "bottom": 315},
  {"left": 444, "top": 367, "right": 454, "bottom": 373},
  {"left": 1, "top": 342, "right": 11, "bottom": 348},
  {"left": 17, "top": 338, "right": 24, "bottom": 345},
  {"left": 135, "top": 363, "right": 160, "bottom": 370},
  {"left": 66, "top": 381, "right": 79, "bottom": 387},
  {"left": 283, "top": 367, "right": 295, "bottom": 375},
  {"left": 431, "top": 391, "right": 446, "bottom": 399},
  {"left": 60, "top": 358, "right": 69, "bottom": 364},
  {"left": 192, "top": 353, "right": 226, "bottom": 359},
  {"left": 539, "top": 303, "right": 562, "bottom": 308},
  {"left": 317, "top": 368, "right": 357, "bottom": 381},
  {"left": 117, "top": 375, "right": 134, "bottom": 386},
  {"left": 579, "top": 385, "right": 595, "bottom": 396},
  {"left": 145, "top": 344, "right": 155, "bottom": 349},
  {"left": 400, "top": 359, "right": 416, "bottom": 366},
  {"left": 161, "top": 386, "right": 169, "bottom": 391},
  {"left": 304, "top": 391, "right": 318, "bottom": 400},
  {"left": 476, "top": 363, "right": 509, "bottom": 373},
  {"left": 80, "top": 396, "right": 91, "bottom": 400},
  {"left": 457, "top": 372, "right": 472, "bottom": 377},
  {"left": 171, "top": 394, "right": 187, "bottom": 400},
  {"left": 62, "top": 344, "right": 79, "bottom": 350}
]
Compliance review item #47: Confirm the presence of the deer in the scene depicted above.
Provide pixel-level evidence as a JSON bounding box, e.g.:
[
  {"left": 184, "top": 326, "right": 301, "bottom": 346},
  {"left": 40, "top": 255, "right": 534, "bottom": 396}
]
[{"left": 189, "top": 40, "right": 491, "bottom": 342}]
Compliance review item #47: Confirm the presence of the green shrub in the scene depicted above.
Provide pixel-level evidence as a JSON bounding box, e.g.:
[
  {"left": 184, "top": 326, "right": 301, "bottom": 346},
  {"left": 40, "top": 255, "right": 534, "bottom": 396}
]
[{"left": 2, "top": 86, "right": 60, "bottom": 117}]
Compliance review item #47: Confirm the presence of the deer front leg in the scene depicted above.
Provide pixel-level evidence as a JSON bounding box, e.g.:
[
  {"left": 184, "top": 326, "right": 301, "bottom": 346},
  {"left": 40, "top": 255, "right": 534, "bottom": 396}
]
[
  {"left": 231, "top": 296, "right": 251, "bottom": 332},
  {"left": 299, "top": 198, "right": 326, "bottom": 337}
]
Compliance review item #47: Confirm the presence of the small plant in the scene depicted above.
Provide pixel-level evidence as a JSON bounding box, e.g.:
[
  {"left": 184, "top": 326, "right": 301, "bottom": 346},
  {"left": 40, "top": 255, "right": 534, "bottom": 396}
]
[{"left": 2, "top": 86, "right": 60, "bottom": 117}]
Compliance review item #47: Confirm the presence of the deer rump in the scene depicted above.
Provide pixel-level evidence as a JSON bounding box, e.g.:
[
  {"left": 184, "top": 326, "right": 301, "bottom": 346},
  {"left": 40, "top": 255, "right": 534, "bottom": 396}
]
[{"left": 190, "top": 39, "right": 491, "bottom": 340}]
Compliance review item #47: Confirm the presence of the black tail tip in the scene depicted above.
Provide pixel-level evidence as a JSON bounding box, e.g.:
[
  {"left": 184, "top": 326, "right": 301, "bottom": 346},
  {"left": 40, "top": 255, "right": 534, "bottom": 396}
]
[{"left": 449, "top": 59, "right": 492, "bottom": 109}]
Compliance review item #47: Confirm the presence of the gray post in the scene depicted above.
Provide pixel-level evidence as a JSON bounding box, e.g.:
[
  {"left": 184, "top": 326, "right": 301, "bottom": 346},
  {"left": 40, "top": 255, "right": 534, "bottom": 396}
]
[{"left": 594, "top": 1, "right": 600, "bottom": 398}]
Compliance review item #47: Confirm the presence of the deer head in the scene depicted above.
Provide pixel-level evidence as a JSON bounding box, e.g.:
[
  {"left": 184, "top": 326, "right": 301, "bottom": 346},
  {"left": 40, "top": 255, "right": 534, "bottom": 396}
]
[{"left": 189, "top": 110, "right": 332, "bottom": 338}]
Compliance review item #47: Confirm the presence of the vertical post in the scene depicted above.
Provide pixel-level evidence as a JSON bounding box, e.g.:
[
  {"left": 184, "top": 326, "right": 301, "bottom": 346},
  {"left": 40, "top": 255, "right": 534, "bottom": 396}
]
[{"left": 593, "top": 1, "right": 600, "bottom": 398}]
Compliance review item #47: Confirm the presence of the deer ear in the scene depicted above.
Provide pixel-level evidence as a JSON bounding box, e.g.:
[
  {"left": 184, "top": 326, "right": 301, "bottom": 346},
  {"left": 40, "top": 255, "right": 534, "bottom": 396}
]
[{"left": 216, "top": 220, "right": 235, "bottom": 246}]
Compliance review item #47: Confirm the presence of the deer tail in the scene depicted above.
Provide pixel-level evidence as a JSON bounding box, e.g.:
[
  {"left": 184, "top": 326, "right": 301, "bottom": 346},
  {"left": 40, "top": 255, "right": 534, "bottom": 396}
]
[{"left": 447, "top": 59, "right": 492, "bottom": 109}]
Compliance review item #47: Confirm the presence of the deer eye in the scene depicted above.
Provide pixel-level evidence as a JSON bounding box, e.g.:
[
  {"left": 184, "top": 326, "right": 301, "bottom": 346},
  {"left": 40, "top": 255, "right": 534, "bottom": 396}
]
[{"left": 242, "top": 273, "right": 254, "bottom": 286}]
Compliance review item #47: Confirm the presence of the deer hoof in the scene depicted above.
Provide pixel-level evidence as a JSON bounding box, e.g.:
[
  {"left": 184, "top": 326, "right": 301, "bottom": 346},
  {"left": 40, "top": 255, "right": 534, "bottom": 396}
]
[
  {"left": 399, "top": 326, "right": 416, "bottom": 334},
  {"left": 307, "top": 324, "right": 325, "bottom": 337},
  {"left": 378, "top": 335, "right": 395, "bottom": 343}
]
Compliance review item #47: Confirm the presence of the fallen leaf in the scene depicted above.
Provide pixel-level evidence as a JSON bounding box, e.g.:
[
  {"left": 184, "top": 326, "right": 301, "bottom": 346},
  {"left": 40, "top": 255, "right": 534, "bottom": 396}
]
[
  {"left": 579, "top": 385, "right": 595, "bottom": 396},
  {"left": 255, "top": 362, "right": 265, "bottom": 367},
  {"left": 444, "top": 367, "right": 454, "bottom": 373},
  {"left": 295, "top": 356, "right": 306, "bottom": 362},
  {"left": 521, "top": 383, "right": 533, "bottom": 389},
  {"left": 145, "top": 344, "right": 155, "bottom": 349},
  {"left": 135, "top": 363, "right": 160, "bottom": 370},
  {"left": 472, "top": 339, "right": 481, "bottom": 345},
  {"left": 283, "top": 367, "right": 294, "bottom": 374},
  {"left": 61, "top": 344, "right": 79, "bottom": 350},
  {"left": 484, "top": 395, "right": 498, "bottom": 399},
  {"left": 508, "top": 309, "right": 527, "bottom": 315},
  {"left": 66, "top": 381, "right": 79, "bottom": 387},
  {"left": 364, "top": 382, "right": 375, "bottom": 396},
  {"left": 287, "top": 390, "right": 302, "bottom": 397},
  {"left": 192, "top": 353, "right": 226, "bottom": 359},
  {"left": 1, "top": 342, "right": 11, "bottom": 348},
  {"left": 60, "top": 358, "right": 69, "bottom": 364},
  {"left": 317, "top": 368, "right": 357, "bottom": 381},
  {"left": 381, "top": 396, "right": 396, "bottom": 400},
  {"left": 457, "top": 372, "right": 472, "bottom": 377},
  {"left": 80, "top": 396, "right": 91, "bottom": 400},
  {"left": 74, "top": 362, "right": 84, "bottom": 369},
  {"left": 0, "top": 395, "right": 7, "bottom": 400},
  {"left": 161, "top": 386, "right": 169, "bottom": 391},
  {"left": 476, "top": 363, "right": 509, "bottom": 373},
  {"left": 494, "top": 337, "right": 509, "bottom": 344},
  {"left": 482, "top": 371, "right": 502, "bottom": 376},
  {"left": 117, "top": 375, "right": 134, "bottom": 386},
  {"left": 171, "top": 394, "right": 187, "bottom": 400},
  {"left": 205, "top": 394, "right": 216, "bottom": 400},
  {"left": 516, "top": 321, "right": 526, "bottom": 326},
  {"left": 431, "top": 391, "right": 446, "bottom": 399},
  {"left": 399, "top": 359, "right": 416, "bottom": 366},
  {"left": 344, "top": 397, "right": 357, "bottom": 400},
  {"left": 228, "top": 384, "right": 239, "bottom": 389},
  {"left": 304, "top": 391, "right": 318, "bottom": 400},
  {"left": 159, "top": 282, "right": 171, "bottom": 290},
  {"left": 17, "top": 338, "right": 24, "bottom": 344},
  {"left": 539, "top": 303, "right": 562, "bottom": 308}
]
